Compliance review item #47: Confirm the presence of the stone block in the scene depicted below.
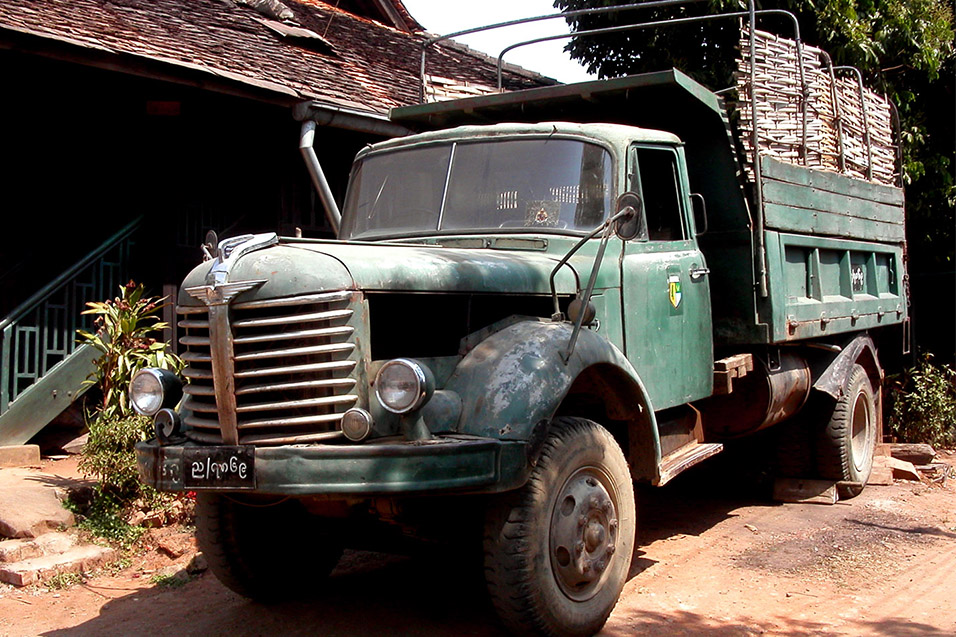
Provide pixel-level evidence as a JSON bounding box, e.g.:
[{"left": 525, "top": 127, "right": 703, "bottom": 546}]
[{"left": 0, "top": 445, "right": 41, "bottom": 468}]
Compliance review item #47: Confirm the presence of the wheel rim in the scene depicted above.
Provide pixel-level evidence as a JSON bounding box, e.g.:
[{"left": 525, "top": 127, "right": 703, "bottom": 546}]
[
  {"left": 549, "top": 466, "right": 620, "bottom": 602},
  {"left": 849, "top": 391, "right": 873, "bottom": 472}
]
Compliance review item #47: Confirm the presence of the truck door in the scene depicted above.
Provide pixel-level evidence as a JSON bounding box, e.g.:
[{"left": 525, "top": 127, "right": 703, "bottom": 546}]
[{"left": 620, "top": 145, "right": 713, "bottom": 409}]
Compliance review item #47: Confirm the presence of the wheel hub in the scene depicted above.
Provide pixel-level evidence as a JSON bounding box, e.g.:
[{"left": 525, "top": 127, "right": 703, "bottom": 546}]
[
  {"left": 850, "top": 392, "right": 873, "bottom": 472},
  {"left": 550, "top": 467, "right": 619, "bottom": 601}
]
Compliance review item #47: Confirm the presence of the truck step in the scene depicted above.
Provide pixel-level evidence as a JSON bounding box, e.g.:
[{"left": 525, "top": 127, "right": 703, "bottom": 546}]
[
  {"left": 0, "top": 544, "right": 116, "bottom": 587},
  {"left": 658, "top": 442, "right": 723, "bottom": 486}
]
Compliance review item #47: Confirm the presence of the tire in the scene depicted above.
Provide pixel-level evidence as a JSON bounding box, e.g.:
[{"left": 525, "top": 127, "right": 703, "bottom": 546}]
[
  {"left": 816, "top": 363, "right": 879, "bottom": 499},
  {"left": 483, "top": 417, "right": 636, "bottom": 637},
  {"left": 196, "top": 494, "right": 343, "bottom": 601}
]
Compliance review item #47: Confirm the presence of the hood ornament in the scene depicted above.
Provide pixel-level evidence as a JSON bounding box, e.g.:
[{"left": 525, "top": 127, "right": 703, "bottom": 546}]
[
  {"left": 202, "top": 232, "right": 278, "bottom": 288},
  {"left": 185, "top": 280, "right": 266, "bottom": 307},
  {"left": 186, "top": 232, "right": 277, "bottom": 306}
]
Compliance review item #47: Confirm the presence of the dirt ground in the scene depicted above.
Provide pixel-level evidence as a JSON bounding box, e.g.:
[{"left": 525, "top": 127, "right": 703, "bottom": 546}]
[{"left": 1, "top": 449, "right": 954, "bottom": 637}]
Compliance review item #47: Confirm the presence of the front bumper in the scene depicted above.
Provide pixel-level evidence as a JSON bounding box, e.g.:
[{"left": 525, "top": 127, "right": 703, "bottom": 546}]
[{"left": 135, "top": 436, "right": 530, "bottom": 496}]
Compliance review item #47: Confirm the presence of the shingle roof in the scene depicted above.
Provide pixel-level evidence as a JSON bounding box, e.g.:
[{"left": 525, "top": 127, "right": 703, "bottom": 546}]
[{"left": 0, "top": 0, "right": 555, "bottom": 114}]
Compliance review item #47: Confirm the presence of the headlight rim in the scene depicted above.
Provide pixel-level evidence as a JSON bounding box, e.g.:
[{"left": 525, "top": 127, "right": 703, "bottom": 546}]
[
  {"left": 129, "top": 367, "right": 183, "bottom": 417},
  {"left": 374, "top": 358, "right": 434, "bottom": 415}
]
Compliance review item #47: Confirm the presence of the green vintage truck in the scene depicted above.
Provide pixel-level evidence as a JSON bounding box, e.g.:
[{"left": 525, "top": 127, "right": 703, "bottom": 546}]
[{"left": 134, "top": 28, "right": 907, "bottom": 637}]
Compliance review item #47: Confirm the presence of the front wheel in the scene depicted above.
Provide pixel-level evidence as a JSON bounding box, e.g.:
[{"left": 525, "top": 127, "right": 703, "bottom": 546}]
[
  {"left": 196, "top": 494, "right": 343, "bottom": 601},
  {"left": 817, "top": 363, "right": 879, "bottom": 498},
  {"left": 483, "top": 417, "right": 636, "bottom": 636}
]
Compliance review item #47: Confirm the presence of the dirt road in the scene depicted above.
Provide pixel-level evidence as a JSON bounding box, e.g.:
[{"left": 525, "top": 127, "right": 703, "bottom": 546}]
[{"left": 2, "top": 450, "right": 954, "bottom": 637}]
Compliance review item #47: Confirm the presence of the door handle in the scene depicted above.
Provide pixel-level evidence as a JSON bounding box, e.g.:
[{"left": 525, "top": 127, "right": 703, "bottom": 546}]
[{"left": 689, "top": 266, "right": 710, "bottom": 280}]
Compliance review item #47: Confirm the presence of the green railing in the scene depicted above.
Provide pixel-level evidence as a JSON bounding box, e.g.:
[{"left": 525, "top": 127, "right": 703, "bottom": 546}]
[{"left": 0, "top": 217, "right": 142, "bottom": 415}]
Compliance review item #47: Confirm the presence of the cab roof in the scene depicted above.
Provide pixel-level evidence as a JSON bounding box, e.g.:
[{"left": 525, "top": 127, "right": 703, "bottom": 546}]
[{"left": 360, "top": 121, "right": 681, "bottom": 157}]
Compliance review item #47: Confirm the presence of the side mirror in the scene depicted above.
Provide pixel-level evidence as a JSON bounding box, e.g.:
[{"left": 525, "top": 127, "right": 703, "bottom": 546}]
[
  {"left": 691, "top": 193, "right": 708, "bottom": 236},
  {"left": 613, "top": 192, "right": 647, "bottom": 241}
]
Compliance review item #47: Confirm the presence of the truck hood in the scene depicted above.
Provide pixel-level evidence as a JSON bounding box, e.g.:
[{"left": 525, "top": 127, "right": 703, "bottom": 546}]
[{"left": 179, "top": 239, "right": 580, "bottom": 305}]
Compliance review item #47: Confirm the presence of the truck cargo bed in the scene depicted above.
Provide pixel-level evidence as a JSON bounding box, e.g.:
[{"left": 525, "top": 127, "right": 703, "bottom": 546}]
[{"left": 390, "top": 69, "right": 907, "bottom": 347}]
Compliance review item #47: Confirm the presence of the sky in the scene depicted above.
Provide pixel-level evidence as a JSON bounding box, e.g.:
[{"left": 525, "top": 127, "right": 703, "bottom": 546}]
[{"left": 400, "top": 0, "right": 595, "bottom": 84}]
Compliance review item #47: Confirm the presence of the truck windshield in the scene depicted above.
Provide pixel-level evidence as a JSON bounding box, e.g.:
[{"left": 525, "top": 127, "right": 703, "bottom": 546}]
[{"left": 340, "top": 138, "right": 613, "bottom": 240}]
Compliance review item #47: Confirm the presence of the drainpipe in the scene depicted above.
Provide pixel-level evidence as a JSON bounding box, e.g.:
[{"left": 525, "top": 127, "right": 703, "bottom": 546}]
[{"left": 299, "top": 120, "right": 341, "bottom": 236}]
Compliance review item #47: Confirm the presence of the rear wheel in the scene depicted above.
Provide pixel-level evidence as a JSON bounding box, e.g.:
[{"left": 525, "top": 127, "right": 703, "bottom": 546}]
[
  {"left": 817, "top": 364, "right": 879, "bottom": 498},
  {"left": 196, "top": 494, "right": 343, "bottom": 601},
  {"left": 483, "top": 417, "right": 636, "bottom": 636}
]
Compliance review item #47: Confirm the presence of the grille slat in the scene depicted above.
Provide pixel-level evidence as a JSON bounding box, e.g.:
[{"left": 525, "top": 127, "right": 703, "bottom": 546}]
[
  {"left": 234, "top": 325, "right": 353, "bottom": 345},
  {"left": 178, "top": 319, "right": 210, "bottom": 329},
  {"left": 236, "top": 395, "right": 358, "bottom": 413},
  {"left": 236, "top": 378, "right": 356, "bottom": 395},
  {"left": 177, "top": 290, "right": 361, "bottom": 446},
  {"left": 233, "top": 290, "right": 352, "bottom": 310},
  {"left": 232, "top": 308, "right": 352, "bottom": 329},
  {"left": 234, "top": 360, "right": 355, "bottom": 379},
  {"left": 234, "top": 342, "right": 355, "bottom": 362},
  {"left": 184, "top": 397, "right": 219, "bottom": 413},
  {"left": 238, "top": 412, "right": 349, "bottom": 429},
  {"left": 183, "top": 368, "right": 214, "bottom": 380},
  {"left": 183, "top": 384, "right": 216, "bottom": 396}
]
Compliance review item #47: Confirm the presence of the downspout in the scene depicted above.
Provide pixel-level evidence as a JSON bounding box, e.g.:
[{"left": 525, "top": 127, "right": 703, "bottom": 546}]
[{"left": 299, "top": 120, "right": 341, "bottom": 236}]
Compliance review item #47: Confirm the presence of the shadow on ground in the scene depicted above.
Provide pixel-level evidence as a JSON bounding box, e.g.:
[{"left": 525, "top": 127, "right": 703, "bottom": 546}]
[{"left": 45, "top": 437, "right": 786, "bottom": 637}]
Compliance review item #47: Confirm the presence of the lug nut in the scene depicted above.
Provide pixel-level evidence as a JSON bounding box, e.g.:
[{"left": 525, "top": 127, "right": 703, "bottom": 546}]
[
  {"left": 578, "top": 515, "right": 588, "bottom": 527},
  {"left": 607, "top": 543, "right": 616, "bottom": 555},
  {"left": 575, "top": 541, "right": 585, "bottom": 555}
]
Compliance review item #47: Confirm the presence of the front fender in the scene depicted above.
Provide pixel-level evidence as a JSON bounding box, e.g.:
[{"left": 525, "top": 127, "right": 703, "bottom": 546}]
[{"left": 446, "top": 320, "right": 658, "bottom": 455}]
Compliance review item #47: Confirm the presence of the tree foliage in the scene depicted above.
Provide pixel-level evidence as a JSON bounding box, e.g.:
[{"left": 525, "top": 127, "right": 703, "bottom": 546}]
[{"left": 554, "top": 0, "right": 955, "bottom": 271}]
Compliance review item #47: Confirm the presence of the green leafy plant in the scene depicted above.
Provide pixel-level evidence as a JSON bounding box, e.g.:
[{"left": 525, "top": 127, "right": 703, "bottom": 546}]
[
  {"left": 45, "top": 572, "right": 84, "bottom": 591},
  {"left": 886, "top": 352, "right": 956, "bottom": 448},
  {"left": 77, "top": 280, "right": 183, "bottom": 422},
  {"left": 65, "top": 488, "right": 147, "bottom": 550},
  {"left": 150, "top": 572, "right": 191, "bottom": 588},
  {"left": 74, "top": 281, "right": 186, "bottom": 527}
]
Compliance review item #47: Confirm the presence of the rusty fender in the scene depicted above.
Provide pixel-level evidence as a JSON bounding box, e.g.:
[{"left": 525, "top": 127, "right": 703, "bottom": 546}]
[
  {"left": 444, "top": 319, "right": 660, "bottom": 467},
  {"left": 812, "top": 333, "right": 882, "bottom": 401}
]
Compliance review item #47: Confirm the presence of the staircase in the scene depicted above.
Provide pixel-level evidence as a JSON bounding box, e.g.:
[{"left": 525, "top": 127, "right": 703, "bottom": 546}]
[
  {"left": 0, "top": 532, "right": 116, "bottom": 586},
  {"left": 0, "top": 218, "right": 141, "bottom": 446}
]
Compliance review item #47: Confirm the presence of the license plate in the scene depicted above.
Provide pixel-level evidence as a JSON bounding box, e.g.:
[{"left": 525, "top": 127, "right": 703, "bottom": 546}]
[{"left": 182, "top": 446, "right": 256, "bottom": 489}]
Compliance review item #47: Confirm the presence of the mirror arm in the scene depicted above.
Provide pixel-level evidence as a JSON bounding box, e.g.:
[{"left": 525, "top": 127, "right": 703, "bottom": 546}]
[{"left": 561, "top": 208, "right": 635, "bottom": 364}]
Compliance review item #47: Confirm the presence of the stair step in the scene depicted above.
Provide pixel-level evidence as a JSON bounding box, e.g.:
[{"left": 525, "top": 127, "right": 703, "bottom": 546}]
[
  {"left": 0, "top": 532, "right": 77, "bottom": 563},
  {"left": 0, "top": 544, "right": 117, "bottom": 586}
]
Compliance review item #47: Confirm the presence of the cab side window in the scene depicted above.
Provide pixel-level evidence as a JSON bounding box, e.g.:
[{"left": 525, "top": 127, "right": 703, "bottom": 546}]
[{"left": 630, "top": 146, "right": 686, "bottom": 241}]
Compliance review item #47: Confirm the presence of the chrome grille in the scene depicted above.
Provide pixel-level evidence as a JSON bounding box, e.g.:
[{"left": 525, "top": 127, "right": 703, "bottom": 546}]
[{"left": 177, "top": 290, "right": 360, "bottom": 445}]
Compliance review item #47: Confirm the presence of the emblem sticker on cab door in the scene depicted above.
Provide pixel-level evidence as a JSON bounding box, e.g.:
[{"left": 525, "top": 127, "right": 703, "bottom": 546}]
[{"left": 668, "top": 274, "right": 682, "bottom": 308}]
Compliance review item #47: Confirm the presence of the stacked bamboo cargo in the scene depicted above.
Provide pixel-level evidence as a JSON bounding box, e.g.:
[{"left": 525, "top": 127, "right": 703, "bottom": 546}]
[{"left": 735, "top": 28, "right": 897, "bottom": 186}]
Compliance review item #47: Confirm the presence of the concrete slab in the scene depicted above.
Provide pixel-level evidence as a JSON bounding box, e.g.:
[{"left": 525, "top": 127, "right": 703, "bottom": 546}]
[
  {"left": 0, "top": 445, "right": 41, "bottom": 468},
  {"left": 0, "top": 544, "right": 116, "bottom": 586},
  {"left": 0, "top": 532, "right": 77, "bottom": 563},
  {"left": 0, "top": 469, "right": 75, "bottom": 539}
]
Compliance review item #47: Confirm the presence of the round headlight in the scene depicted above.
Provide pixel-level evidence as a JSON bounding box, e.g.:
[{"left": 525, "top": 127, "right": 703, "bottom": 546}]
[
  {"left": 341, "top": 408, "right": 373, "bottom": 442},
  {"left": 129, "top": 368, "right": 182, "bottom": 416},
  {"left": 375, "top": 359, "right": 434, "bottom": 414}
]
